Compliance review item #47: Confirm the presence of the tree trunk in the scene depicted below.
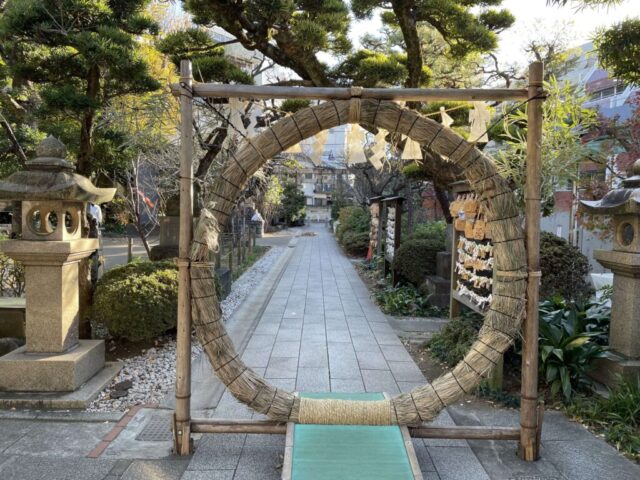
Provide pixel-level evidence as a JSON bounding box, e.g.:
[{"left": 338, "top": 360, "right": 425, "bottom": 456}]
[
  {"left": 406, "top": 182, "right": 414, "bottom": 235},
  {"left": 434, "top": 185, "right": 452, "bottom": 224},
  {"left": 77, "top": 65, "right": 100, "bottom": 175},
  {"left": 393, "top": 1, "right": 423, "bottom": 107}
]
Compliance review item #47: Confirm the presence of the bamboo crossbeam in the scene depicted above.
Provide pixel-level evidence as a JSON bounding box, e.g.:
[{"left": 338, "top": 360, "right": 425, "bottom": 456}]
[
  {"left": 409, "top": 426, "right": 520, "bottom": 440},
  {"left": 190, "top": 419, "right": 520, "bottom": 440},
  {"left": 191, "top": 419, "right": 287, "bottom": 434},
  {"left": 170, "top": 84, "right": 529, "bottom": 102}
]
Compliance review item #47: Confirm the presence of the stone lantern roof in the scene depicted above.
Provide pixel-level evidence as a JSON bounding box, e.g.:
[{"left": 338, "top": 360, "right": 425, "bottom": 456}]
[
  {"left": 0, "top": 136, "right": 116, "bottom": 204},
  {"left": 580, "top": 159, "right": 640, "bottom": 215}
]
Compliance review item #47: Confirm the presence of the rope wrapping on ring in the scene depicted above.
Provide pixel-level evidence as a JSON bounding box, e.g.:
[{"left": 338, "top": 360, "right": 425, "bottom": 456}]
[{"left": 348, "top": 86, "right": 363, "bottom": 124}]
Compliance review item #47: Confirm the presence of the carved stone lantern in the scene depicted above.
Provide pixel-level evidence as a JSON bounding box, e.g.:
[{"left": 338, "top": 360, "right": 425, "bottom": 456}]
[
  {"left": 0, "top": 137, "right": 116, "bottom": 396},
  {"left": 580, "top": 158, "right": 640, "bottom": 385}
]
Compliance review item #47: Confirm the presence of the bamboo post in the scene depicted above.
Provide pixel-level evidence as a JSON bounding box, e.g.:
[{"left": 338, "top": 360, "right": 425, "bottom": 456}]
[
  {"left": 519, "top": 61, "right": 544, "bottom": 462},
  {"left": 174, "top": 59, "right": 193, "bottom": 456}
]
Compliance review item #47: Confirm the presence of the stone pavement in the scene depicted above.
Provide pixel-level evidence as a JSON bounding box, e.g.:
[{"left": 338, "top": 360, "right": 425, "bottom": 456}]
[{"left": 1, "top": 223, "right": 639, "bottom": 479}]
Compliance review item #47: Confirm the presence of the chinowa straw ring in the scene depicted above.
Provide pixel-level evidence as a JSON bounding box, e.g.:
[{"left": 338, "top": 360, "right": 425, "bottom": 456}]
[{"left": 189, "top": 99, "right": 527, "bottom": 426}]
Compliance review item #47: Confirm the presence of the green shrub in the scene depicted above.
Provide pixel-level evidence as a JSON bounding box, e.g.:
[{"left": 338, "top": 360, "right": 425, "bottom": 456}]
[
  {"left": 374, "top": 284, "right": 445, "bottom": 317},
  {"left": 427, "top": 311, "right": 484, "bottom": 366},
  {"left": 409, "top": 220, "right": 446, "bottom": 244},
  {"left": 566, "top": 377, "right": 640, "bottom": 461},
  {"left": 538, "top": 297, "right": 608, "bottom": 402},
  {"left": 341, "top": 229, "right": 370, "bottom": 256},
  {"left": 336, "top": 206, "right": 370, "bottom": 255},
  {"left": 393, "top": 237, "right": 445, "bottom": 286},
  {"left": 93, "top": 260, "right": 178, "bottom": 341},
  {"left": 540, "top": 232, "right": 592, "bottom": 301}
]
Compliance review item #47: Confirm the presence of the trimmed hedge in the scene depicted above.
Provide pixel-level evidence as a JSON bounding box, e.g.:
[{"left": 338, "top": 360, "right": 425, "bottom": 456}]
[
  {"left": 93, "top": 261, "right": 178, "bottom": 341},
  {"left": 540, "top": 232, "right": 592, "bottom": 301},
  {"left": 393, "top": 237, "right": 445, "bottom": 286},
  {"left": 409, "top": 220, "right": 446, "bottom": 244},
  {"left": 336, "top": 206, "right": 371, "bottom": 256}
]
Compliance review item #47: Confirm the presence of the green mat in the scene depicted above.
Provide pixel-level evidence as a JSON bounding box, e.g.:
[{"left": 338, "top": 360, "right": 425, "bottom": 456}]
[{"left": 291, "top": 392, "right": 415, "bottom": 480}]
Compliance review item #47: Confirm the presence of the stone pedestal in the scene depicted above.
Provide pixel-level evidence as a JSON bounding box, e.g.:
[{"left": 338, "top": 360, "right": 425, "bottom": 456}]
[
  {"left": 594, "top": 250, "right": 640, "bottom": 359},
  {"left": 590, "top": 249, "right": 640, "bottom": 386},
  {"left": 150, "top": 215, "right": 181, "bottom": 260},
  {"left": 0, "top": 239, "right": 107, "bottom": 395},
  {"left": 0, "top": 340, "right": 104, "bottom": 392},
  {"left": 159, "top": 215, "right": 180, "bottom": 247}
]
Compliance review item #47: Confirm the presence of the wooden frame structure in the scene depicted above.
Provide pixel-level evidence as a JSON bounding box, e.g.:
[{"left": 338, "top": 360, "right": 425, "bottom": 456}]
[
  {"left": 172, "top": 60, "right": 545, "bottom": 463},
  {"left": 449, "top": 180, "right": 489, "bottom": 318}
]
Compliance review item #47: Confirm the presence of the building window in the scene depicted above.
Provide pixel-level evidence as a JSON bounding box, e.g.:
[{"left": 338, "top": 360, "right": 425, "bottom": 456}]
[
  {"left": 590, "top": 81, "right": 626, "bottom": 101},
  {"left": 305, "top": 173, "right": 313, "bottom": 180}
]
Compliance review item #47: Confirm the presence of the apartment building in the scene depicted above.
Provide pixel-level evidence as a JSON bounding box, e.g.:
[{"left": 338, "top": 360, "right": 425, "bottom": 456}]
[{"left": 541, "top": 42, "right": 639, "bottom": 272}]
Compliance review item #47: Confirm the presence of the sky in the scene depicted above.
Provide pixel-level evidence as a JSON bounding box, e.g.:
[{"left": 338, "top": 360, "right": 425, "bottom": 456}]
[{"left": 348, "top": 0, "right": 640, "bottom": 68}]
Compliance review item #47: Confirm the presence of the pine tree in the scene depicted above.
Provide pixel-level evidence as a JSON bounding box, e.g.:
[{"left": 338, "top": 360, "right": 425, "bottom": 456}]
[{"left": 0, "top": 0, "right": 161, "bottom": 175}]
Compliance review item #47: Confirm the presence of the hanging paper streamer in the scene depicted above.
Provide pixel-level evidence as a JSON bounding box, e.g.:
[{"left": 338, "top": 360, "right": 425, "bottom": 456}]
[
  {"left": 469, "top": 101, "right": 490, "bottom": 143},
  {"left": 401, "top": 135, "right": 422, "bottom": 160},
  {"left": 347, "top": 124, "right": 367, "bottom": 164},
  {"left": 245, "top": 102, "right": 259, "bottom": 137},
  {"left": 440, "top": 106, "right": 454, "bottom": 128},
  {"left": 372, "top": 128, "right": 387, "bottom": 155},
  {"left": 310, "top": 129, "right": 328, "bottom": 166},
  {"left": 369, "top": 151, "right": 384, "bottom": 170}
]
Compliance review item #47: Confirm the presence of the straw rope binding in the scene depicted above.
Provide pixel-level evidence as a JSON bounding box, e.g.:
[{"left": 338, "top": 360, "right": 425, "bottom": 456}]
[{"left": 189, "top": 99, "right": 527, "bottom": 425}]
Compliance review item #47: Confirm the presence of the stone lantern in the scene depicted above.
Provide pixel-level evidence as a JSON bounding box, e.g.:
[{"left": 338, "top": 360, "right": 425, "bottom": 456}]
[
  {"left": 0, "top": 137, "right": 116, "bottom": 398},
  {"left": 580, "top": 158, "right": 640, "bottom": 385}
]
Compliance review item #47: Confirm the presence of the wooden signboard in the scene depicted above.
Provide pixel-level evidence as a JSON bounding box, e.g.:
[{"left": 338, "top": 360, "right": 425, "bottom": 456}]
[
  {"left": 448, "top": 182, "right": 493, "bottom": 318},
  {"left": 382, "top": 196, "right": 404, "bottom": 286}
]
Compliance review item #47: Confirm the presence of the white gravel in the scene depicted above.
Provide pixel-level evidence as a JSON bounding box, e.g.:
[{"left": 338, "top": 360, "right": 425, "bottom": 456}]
[{"left": 87, "top": 246, "right": 284, "bottom": 412}]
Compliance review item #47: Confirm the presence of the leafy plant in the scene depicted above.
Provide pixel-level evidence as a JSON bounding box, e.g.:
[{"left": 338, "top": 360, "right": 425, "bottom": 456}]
[
  {"left": 538, "top": 297, "right": 608, "bottom": 402},
  {"left": 494, "top": 77, "right": 600, "bottom": 215},
  {"left": 427, "top": 311, "right": 484, "bottom": 366},
  {"left": 566, "top": 376, "right": 640, "bottom": 462},
  {"left": 408, "top": 220, "right": 447, "bottom": 244},
  {"left": 374, "top": 284, "right": 442, "bottom": 317}
]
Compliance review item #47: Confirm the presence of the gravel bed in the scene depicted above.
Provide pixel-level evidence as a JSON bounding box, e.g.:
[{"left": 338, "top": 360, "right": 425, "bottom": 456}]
[{"left": 87, "top": 246, "right": 284, "bottom": 412}]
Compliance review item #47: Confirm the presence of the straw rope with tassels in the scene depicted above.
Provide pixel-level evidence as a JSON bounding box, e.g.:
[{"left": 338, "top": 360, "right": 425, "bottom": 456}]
[{"left": 187, "top": 97, "right": 537, "bottom": 425}]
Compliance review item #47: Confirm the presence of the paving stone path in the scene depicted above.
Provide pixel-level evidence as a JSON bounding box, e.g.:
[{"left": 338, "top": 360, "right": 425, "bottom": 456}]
[
  {"left": 184, "top": 225, "right": 492, "bottom": 479},
  {"left": 1, "top": 223, "right": 639, "bottom": 480}
]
